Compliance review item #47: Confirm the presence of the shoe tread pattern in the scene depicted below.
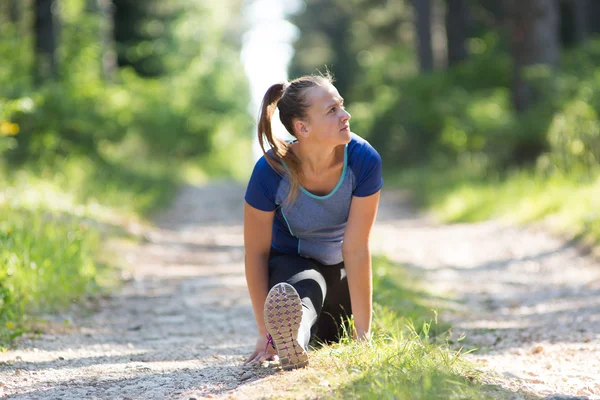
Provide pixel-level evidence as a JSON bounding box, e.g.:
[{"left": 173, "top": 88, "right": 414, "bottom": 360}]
[{"left": 264, "top": 283, "right": 309, "bottom": 370}]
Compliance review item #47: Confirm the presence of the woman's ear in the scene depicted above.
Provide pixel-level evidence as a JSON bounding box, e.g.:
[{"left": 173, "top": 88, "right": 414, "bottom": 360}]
[{"left": 294, "top": 119, "right": 310, "bottom": 138}]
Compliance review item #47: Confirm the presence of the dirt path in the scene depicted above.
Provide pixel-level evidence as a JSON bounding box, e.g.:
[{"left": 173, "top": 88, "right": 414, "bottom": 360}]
[
  {"left": 373, "top": 192, "right": 600, "bottom": 399},
  {"left": 1, "top": 182, "right": 599, "bottom": 399}
]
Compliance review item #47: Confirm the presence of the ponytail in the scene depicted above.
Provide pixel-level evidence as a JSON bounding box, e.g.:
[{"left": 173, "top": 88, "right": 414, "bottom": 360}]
[
  {"left": 258, "top": 83, "right": 286, "bottom": 162},
  {"left": 257, "top": 82, "right": 301, "bottom": 206}
]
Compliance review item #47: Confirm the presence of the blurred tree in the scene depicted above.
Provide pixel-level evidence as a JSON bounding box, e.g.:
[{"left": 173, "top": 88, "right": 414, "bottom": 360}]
[
  {"left": 0, "top": 0, "right": 18, "bottom": 25},
  {"left": 586, "top": 0, "right": 600, "bottom": 35},
  {"left": 112, "top": 0, "right": 181, "bottom": 77},
  {"left": 9, "top": 0, "right": 20, "bottom": 23},
  {"left": 560, "top": 0, "right": 588, "bottom": 47},
  {"left": 0, "top": 2, "right": 10, "bottom": 25},
  {"left": 480, "top": 0, "right": 504, "bottom": 25},
  {"left": 569, "top": 0, "right": 588, "bottom": 43},
  {"left": 291, "top": 0, "right": 412, "bottom": 101},
  {"left": 34, "top": 0, "right": 58, "bottom": 83},
  {"left": 87, "top": 0, "right": 117, "bottom": 82},
  {"left": 445, "top": 0, "right": 469, "bottom": 66},
  {"left": 505, "top": 0, "right": 559, "bottom": 112},
  {"left": 467, "top": 0, "right": 506, "bottom": 38},
  {"left": 412, "top": 0, "right": 434, "bottom": 72},
  {"left": 289, "top": 0, "right": 356, "bottom": 99}
]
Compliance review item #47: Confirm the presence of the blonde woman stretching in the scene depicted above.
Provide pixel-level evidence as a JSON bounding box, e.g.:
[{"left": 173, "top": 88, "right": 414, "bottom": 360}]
[{"left": 243, "top": 74, "right": 383, "bottom": 370}]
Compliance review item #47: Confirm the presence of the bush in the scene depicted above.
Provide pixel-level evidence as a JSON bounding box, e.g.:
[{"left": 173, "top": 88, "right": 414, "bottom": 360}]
[
  {"left": 546, "top": 98, "right": 600, "bottom": 174},
  {"left": 0, "top": 205, "right": 101, "bottom": 345},
  {"left": 358, "top": 35, "right": 600, "bottom": 177}
]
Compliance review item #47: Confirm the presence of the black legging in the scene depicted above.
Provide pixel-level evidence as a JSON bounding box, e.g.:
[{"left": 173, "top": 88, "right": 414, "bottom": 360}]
[{"left": 268, "top": 248, "right": 352, "bottom": 348}]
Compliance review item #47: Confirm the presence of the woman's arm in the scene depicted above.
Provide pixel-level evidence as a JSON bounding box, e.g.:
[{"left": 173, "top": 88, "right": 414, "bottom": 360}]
[
  {"left": 244, "top": 202, "right": 275, "bottom": 336},
  {"left": 342, "top": 191, "right": 381, "bottom": 340}
]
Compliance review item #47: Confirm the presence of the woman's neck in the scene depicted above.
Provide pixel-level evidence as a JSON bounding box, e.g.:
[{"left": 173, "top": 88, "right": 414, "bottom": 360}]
[{"left": 292, "top": 141, "right": 343, "bottom": 176}]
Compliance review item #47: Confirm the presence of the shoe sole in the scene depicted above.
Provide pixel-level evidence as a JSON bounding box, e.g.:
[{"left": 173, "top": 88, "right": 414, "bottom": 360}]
[{"left": 264, "top": 282, "right": 309, "bottom": 370}]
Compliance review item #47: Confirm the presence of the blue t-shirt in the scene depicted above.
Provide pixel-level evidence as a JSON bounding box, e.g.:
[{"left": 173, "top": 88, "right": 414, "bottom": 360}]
[{"left": 244, "top": 133, "right": 383, "bottom": 265}]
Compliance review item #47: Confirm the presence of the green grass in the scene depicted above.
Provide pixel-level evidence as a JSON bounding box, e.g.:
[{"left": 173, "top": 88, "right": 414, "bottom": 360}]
[
  {"left": 315, "top": 258, "right": 486, "bottom": 399},
  {"left": 0, "top": 155, "right": 181, "bottom": 347},
  {"left": 0, "top": 206, "right": 103, "bottom": 345},
  {"left": 265, "top": 257, "right": 529, "bottom": 399},
  {"left": 389, "top": 166, "right": 600, "bottom": 251}
]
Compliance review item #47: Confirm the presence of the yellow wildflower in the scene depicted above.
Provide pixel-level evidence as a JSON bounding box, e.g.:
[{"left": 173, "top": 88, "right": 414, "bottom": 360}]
[
  {"left": 5, "top": 322, "right": 15, "bottom": 329},
  {"left": 0, "top": 121, "right": 20, "bottom": 136}
]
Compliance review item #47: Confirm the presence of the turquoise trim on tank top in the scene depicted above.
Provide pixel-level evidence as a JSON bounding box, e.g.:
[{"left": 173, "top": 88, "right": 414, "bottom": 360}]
[
  {"left": 278, "top": 205, "right": 295, "bottom": 236},
  {"left": 281, "top": 144, "right": 348, "bottom": 200}
]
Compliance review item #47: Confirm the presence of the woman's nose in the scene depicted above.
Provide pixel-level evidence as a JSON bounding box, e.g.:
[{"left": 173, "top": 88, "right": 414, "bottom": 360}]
[{"left": 342, "top": 109, "right": 351, "bottom": 120}]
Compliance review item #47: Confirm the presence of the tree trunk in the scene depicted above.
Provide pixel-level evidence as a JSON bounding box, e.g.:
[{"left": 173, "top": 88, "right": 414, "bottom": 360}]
[
  {"left": 101, "top": 0, "right": 118, "bottom": 81},
  {"left": 413, "top": 0, "right": 434, "bottom": 72},
  {"left": 88, "top": 0, "right": 118, "bottom": 82},
  {"left": 0, "top": 1, "right": 14, "bottom": 25},
  {"left": 483, "top": 0, "right": 505, "bottom": 25},
  {"left": 571, "top": 0, "right": 588, "bottom": 43},
  {"left": 587, "top": 0, "right": 600, "bottom": 35},
  {"left": 9, "top": 0, "right": 20, "bottom": 24},
  {"left": 506, "top": 0, "right": 560, "bottom": 112},
  {"left": 560, "top": 0, "right": 587, "bottom": 46},
  {"left": 34, "top": 0, "right": 57, "bottom": 83},
  {"left": 445, "top": 0, "right": 469, "bottom": 67}
]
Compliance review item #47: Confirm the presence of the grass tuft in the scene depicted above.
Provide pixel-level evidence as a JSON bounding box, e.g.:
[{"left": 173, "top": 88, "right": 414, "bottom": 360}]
[{"left": 313, "top": 257, "right": 487, "bottom": 399}]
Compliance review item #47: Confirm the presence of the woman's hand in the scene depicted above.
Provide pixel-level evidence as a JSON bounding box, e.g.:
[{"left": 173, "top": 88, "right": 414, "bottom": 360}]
[
  {"left": 354, "top": 328, "right": 371, "bottom": 342},
  {"left": 244, "top": 334, "right": 278, "bottom": 365}
]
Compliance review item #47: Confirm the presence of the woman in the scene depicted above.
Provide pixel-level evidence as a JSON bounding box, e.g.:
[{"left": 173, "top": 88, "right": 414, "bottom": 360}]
[{"left": 243, "top": 74, "right": 383, "bottom": 370}]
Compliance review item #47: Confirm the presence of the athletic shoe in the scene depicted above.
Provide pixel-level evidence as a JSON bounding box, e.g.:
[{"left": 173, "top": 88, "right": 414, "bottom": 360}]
[{"left": 264, "top": 282, "right": 309, "bottom": 370}]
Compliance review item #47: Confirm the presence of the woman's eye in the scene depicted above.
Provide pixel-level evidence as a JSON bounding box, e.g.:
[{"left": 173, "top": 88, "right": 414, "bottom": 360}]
[{"left": 329, "top": 107, "right": 336, "bottom": 113}]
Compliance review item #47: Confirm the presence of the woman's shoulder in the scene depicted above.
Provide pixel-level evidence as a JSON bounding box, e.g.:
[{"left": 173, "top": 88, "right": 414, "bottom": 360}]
[{"left": 347, "top": 133, "right": 382, "bottom": 165}]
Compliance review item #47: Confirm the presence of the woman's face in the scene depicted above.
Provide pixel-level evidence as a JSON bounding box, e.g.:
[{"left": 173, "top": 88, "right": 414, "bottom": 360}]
[{"left": 300, "top": 83, "right": 351, "bottom": 146}]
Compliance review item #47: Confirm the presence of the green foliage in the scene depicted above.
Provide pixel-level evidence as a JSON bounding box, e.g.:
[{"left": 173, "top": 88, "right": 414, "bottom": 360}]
[
  {"left": 0, "top": 205, "right": 101, "bottom": 346},
  {"left": 546, "top": 98, "right": 600, "bottom": 174},
  {"left": 363, "top": 33, "right": 519, "bottom": 170},
  {"left": 0, "top": 0, "right": 252, "bottom": 172},
  {"left": 539, "top": 40, "right": 600, "bottom": 175},
  {"left": 356, "top": 35, "right": 600, "bottom": 176},
  {"left": 112, "top": 0, "right": 180, "bottom": 77}
]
